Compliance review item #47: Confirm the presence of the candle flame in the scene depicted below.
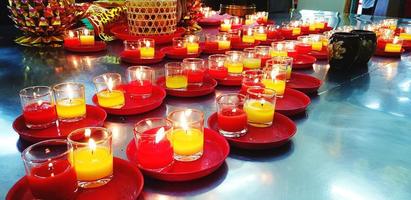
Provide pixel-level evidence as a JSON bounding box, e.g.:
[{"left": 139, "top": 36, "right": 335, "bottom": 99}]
[
  {"left": 188, "top": 35, "right": 195, "bottom": 43},
  {"left": 66, "top": 84, "right": 74, "bottom": 100},
  {"left": 89, "top": 138, "right": 96, "bottom": 152},
  {"left": 223, "top": 19, "right": 230, "bottom": 25},
  {"left": 258, "top": 26, "right": 265, "bottom": 33},
  {"left": 247, "top": 28, "right": 253, "bottom": 36},
  {"left": 393, "top": 36, "right": 399, "bottom": 44},
  {"left": 69, "top": 31, "right": 74, "bottom": 38},
  {"left": 144, "top": 40, "right": 151, "bottom": 48},
  {"left": 107, "top": 77, "right": 114, "bottom": 92},
  {"left": 155, "top": 127, "right": 166, "bottom": 143},
  {"left": 232, "top": 108, "right": 237, "bottom": 113},
  {"left": 84, "top": 128, "right": 91, "bottom": 137},
  {"left": 286, "top": 42, "right": 295, "bottom": 50},
  {"left": 37, "top": 100, "right": 43, "bottom": 106},
  {"left": 302, "top": 37, "right": 309, "bottom": 44},
  {"left": 84, "top": 29, "right": 89, "bottom": 35},
  {"left": 277, "top": 43, "right": 284, "bottom": 51},
  {"left": 135, "top": 70, "right": 143, "bottom": 80}
]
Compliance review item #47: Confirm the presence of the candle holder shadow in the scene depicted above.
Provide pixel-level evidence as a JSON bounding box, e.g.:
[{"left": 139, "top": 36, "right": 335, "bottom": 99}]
[
  {"left": 229, "top": 141, "right": 294, "bottom": 162},
  {"left": 64, "top": 41, "right": 107, "bottom": 53}
]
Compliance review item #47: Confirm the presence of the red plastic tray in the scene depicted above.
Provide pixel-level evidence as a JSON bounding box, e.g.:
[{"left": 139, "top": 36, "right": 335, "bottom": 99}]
[
  {"left": 214, "top": 75, "right": 242, "bottom": 86},
  {"left": 92, "top": 86, "right": 166, "bottom": 115},
  {"left": 6, "top": 157, "right": 144, "bottom": 200},
  {"left": 287, "top": 73, "right": 322, "bottom": 94},
  {"left": 64, "top": 41, "right": 107, "bottom": 53},
  {"left": 126, "top": 128, "right": 230, "bottom": 181},
  {"left": 111, "top": 24, "right": 185, "bottom": 44},
  {"left": 308, "top": 49, "right": 328, "bottom": 60},
  {"left": 199, "top": 42, "right": 230, "bottom": 54},
  {"left": 207, "top": 112, "right": 296, "bottom": 150},
  {"left": 198, "top": 18, "right": 221, "bottom": 26},
  {"left": 231, "top": 41, "right": 261, "bottom": 50},
  {"left": 403, "top": 40, "right": 411, "bottom": 51},
  {"left": 160, "top": 46, "right": 203, "bottom": 59},
  {"left": 292, "top": 55, "right": 317, "bottom": 70},
  {"left": 120, "top": 51, "right": 165, "bottom": 65},
  {"left": 157, "top": 76, "right": 217, "bottom": 97},
  {"left": 259, "top": 37, "right": 286, "bottom": 45},
  {"left": 276, "top": 88, "right": 311, "bottom": 116},
  {"left": 374, "top": 48, "right": 405, "bottom": 57},
  {"left": 13, "top": 105, "right": 107, "bottom": 143}
]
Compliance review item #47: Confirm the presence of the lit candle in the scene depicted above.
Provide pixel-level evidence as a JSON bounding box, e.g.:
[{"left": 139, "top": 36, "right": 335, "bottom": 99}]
[
  {"left": 185, "top": 35, "right": 200, "bottom": 54},
  {"left": 240, "top": 70, "right": 264, "bottom": 94},
  {"left": 79, "top": 29, "right": 95, "bottom": 46},
  {"left": 399, "top": 27, "right": 411, "bottom": 40},
  {"left": 220, "top": 19, "right": 232, "bottom": 32},
  {"left": 231, "top": 16, "right": 242, "bottom": 29},
  {"left": 182, "top": 58, "right": 206, "bottom": 86},
  {"left": 245, "top": 14, "right": 256, "bottom": 25},
  {"left": 285, "top": 41, "right": 298, "bottom": 58},
  {"left": 217, "top": 33, "right": 231, "bottom": 50},
  {"left": 216, "top": 94, "right": 247, "bottom": 137},
  {"left": 165, "top": 62, "right": 188, "bottom": 89},
  {"left": 126, "top": 66, "right": 154, "bottom": 98},
  {"left": 123, "top": 40, "right": 140, "bottom": 57},
  {"left": 253, "top": 26, "right": 267, "bottom": 41},
  {"left": 53, "top": 83, "right": 86, "bottom": 122},
  {"left": 243, "top": 48, "right": 261, "bottom": 69},
  {"left": 172, "top": 37, "right": 188, "bottom": 54},
  {"left": 255, "top": 46, "right": 272, "bottom": 66},
  {"left": 138, "top": 38, "right": 155, "bottom": 59},
  {"left": 64, "top": 30, "right": 80, "bottom": 47},
  {"left": 242, "top": 28, "right": 255, "bottom": 43},
  {"left": 310, "top": 34, "right": 323, "bottom": 51},
  {"left": 244, "top": 87, "right": 276, "bottom": 127},
  {"left": 94, "top": 73, "right": 125, "bottom": 109},
  {"left": 262, "top": 62, "right": 287, "bottom": 97},
  {"left": 267, "top": 25, "right": 279, "bottom": 39},
  {"left": 224, "top": 51, "right": 244, "bottom": 75},
  {"left": 296, "top": 36, "right": 313, "bottom": 54},
  {"left": 208, "top": 54, "right": 229, "bottom": 79},
  {"left": 271, "top": 42, "right": 288, "bottom": 57},
  {"left": 384, "top": 36, "right": 403, "bottom": 53}
]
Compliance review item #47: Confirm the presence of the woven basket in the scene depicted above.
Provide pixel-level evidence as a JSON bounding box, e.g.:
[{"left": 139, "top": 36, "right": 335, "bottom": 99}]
[{"left": 126, "top": 0, "right": 177, "bottom": 36}]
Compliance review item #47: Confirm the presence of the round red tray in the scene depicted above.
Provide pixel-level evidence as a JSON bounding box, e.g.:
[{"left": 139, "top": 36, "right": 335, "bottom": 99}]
[
  {"left": 259, "top": 37, "right": 286, "bottom": 45},
  {"left": 403, "top": 40, "right": 411, "bottom": 51},
  {"left": 111, "top": 24, "right": 185, "bottom": 44},
  {"left": 214, "top": 75, "right": 242, "bottom": 86},
  {"left": 374, "top": 48, "right": 405, "bottom": 57},
  {"left": 13, "top": 105, "right": 106, "bottom": 143},
  {"left": 199, "top": 42, "right": 230, "bottom": 54},
  {"left": 231, "top": 41, "right": 261, "bottom": 50},
  {"left": 198, "top": 18, "right": 221, "bottom": 26},
  {"left": 308, "top": 49, "right": 328, "bottom": 60},
  {"left": 64, "top": 41, "right": 107, "bottom": 53},
  {"left": 276, "top": 88, "right": 311, "bottom": 116},
  {"left": 160, "top": 46, "right": 203, "bottom": 59},
  {"left": 292, "top": 55, "right": 317, "bottom": 70},
  {"left": 92, "top": 85, "right": 166, "bottom": 116},
  {"left": 126, "top": 128, "right": 230, "bottom": 181},
  {"left": 6, "top": 157, "right": 144, "bottom": 200},
  {"left": 287, "top": 73, "right": 322, "bottom": 94},
  {"left": 120, "top": 51, "right": 165, "bottom": 65},
  {"left": 207, "top": 112, "right": 296, "bottom": 149},
  {"left": 157, "top": 76, "right": 217, "bottom": 97}
]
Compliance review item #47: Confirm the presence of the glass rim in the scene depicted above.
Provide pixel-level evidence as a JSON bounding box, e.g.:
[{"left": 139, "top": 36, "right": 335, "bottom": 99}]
[
  {"left": 167, "top": 108, "right": 204, "bottom": 125},
  {"left": 216, "top": 93, "right": 246, "bottom": 105},
  {"left": 19, "top": 86, "right": 52, "bottom": 98},
  {"left": 182, "top": 57, "right": 205, "bottom": 63},
  {"left": 254, "top": 46, "right": 271, "bottom": 51},
  {"left": 21, "top": 139, "right": 71, "bottom": 163},
  {"left": 52, "top": 82, "right": 84, "bottom": 92},
  {"left": 246, "top": 86, "right": 276, "bottom": 98},
  {"left": 242, "top": 69, "right": 263, "bottom": 77},
  {"left": 93, "top": 72, "right": 122, "bottom": 84},
  {"left": 137, "top": 38, "right": 155, "bottom": 42},
  {"left": 67, "top": 127, "right": 112, "bottom": 145},
  {"left": 134, "top": 117, "right": 173, "bottom": 137},
  {"left": 225, "top": 51, "right": 244, "bottom": 56},
  {"left": 208, "top": 54, "right": 228, "bottom": 60},
  {"left": 165, "top": 62, "right": 183, "bottom": 69},
  {"left": 127, "top": 65, "right": 154, "bottom": 72}
]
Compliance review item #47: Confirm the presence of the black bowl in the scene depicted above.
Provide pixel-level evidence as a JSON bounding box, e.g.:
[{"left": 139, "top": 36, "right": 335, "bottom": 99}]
[
  {"left": 328, "top": 32, "right": 361, "bottom": 70},
  {"left": 351, "top": 30, "right": 377, "bottom": 65}
]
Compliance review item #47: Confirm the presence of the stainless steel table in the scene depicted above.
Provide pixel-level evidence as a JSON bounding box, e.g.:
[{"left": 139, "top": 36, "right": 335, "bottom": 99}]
[{"left": 1, "top": 12, "right": 411, "bottom": 200}]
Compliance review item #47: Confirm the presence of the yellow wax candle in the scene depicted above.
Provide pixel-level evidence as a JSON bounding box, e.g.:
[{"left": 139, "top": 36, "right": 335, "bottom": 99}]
[
  {"left": 244, "top": 100, "right": 275, "bottom": 125},
  {"left": 220, "top": 24, "right": 231, "bottom": 32},
  {"left": 312, "top": 41, "right": 323, "bottom": 51},
  {"left": 262, "top": 79, "right": 286, "bottom": 96},
  {"left": 384, "top": 43, "right": 402, "bottom": 52},
  {"left": 172, "top": 128, "right": 203, "bottom": 156},
  {"left": 218, "top": 40, "right": 231, "bottom": 50},
  {"left": 322, "top": 38, "right": 329, "bottom": 47},
  {"left": 186, "top": 43, "right": 199, "bottom": 54},
  {"left": 243, "top": 58, "right": 261, "bottom": 69},
  {"left": 166, "top": 75, "right": 188, "bottom": 89},
  {"left": 56, "top": 98, "right": 86, "bottom": 119},
  {"left": 399, "top": 33, "right": 411, "bottom": 41},
  {"left": 79, "top": 35, "right": 95, "bottom": 46},
  {"left": 225, "top": 62, "right": 243, "bottom": 74},
  {"left": 315, "top": 22, "right": 325, "bottom": 29},
  {"left": 72, "top": 147, "right": 113, "bottom": 181},
  {"left": 140, "top": 47, "right": 155, "bottom": 59},
  {"left": 254, "top": 33, "right": 267, "bottom": 41},
  {"left": 245, "top": 19, "right": 253, "bottom": 25},
  {"left": 389, "top": 25, "right": 397, "bottom": 30},
  {"left": 292, "top": 27, "right": 301, "bottom": 36},
  {"left": 270, "top": 50, "right": 288, "bottom": 57},
  {"left": 97, "top": 90, "right": 125, "bottom": 109},
  {"left": 309, "top": 24, "right": 316, "bottom": 31},
  {"left": 286, "top": 66, "right": 292, "bottom": 80},
  {"left": 242, "top": 35, "right": 255, "bottom": 43}
]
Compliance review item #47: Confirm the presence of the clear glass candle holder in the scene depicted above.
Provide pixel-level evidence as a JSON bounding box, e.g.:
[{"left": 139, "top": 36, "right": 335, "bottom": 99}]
[
  {"left": 53, "top": 82, "right": 86, "bottom": 122},
  {"left": 182, "top": 58, "right": 206, "bottom": 86},
  {"left": 228, "top": 29, "right": 241, "bottom": 43},
  {"left": 165, "top": 62, "right": 188, "bottom": 90},
  {"left": 93, "top": 73, "right": 125, "bottom": 109},
  {"left": 68, "top": 127, "right": 113, "bottom": 188},
  {"left": 126, "top": 66, "right": 154, "bottom": 99},
  {"left": 63, "top": 30, "right": 80, "bottom": 47},
  {"left": 138, "top": 38, "right": 155, "bottom": 59},
  {"left": 309, "top": 34, "right": 325, "bottom": 51},
  {"left": 216, "top": 93, "right": 247, "bottom": 137},
  {"left": 208, "top": 54, "right": 228, "bottom": 79},
  {"left": 20, "top": 86, "right": 57, "bottom": 129},
  {"left": 123, "top": 40, "right": 140, "bottom": 57},
  {"left": 240, "top": 69, "right": 264, "bottom": 94},
  {"left": 399, "top": 26, "right": 411, "bottom": 40},
  {"left": 22, "top": 139, "right": 78, "bottom": 200},
  {"left": 255, "top": 45, "right": 272, "bottom": 60},
  {"left": 167, "top": 109, "right": 204, "bottom": 162},
  {"left": 253, "top": 25, "right": 268, "bottom": 41},
  {"left": 134, "top": 118, "right": 174, "bottom": 170},
  {"left": 284, "top": 40, "right": 299, "bottom": 57},
  {"left": 244, "top": 87, "right": 276, "bottom": 127},
  {"left": 217, "top": 32, "right": 231, "bottom": 50},
  {"left": 243, "top": 48, "right": 261, "bottom": 69},
  {"left": 173, "top": 37, "right": 187, "bottom": 49},
  {"left": 245, "top": 14, "right": 256, "bottom": 25},
  {"left": 220, "top": 19, "right": 232, "bottom": 32},
  {"left": 256, "top": 11, "right": 268, "bottom": 23},
  {"left": 262, "top": 59, "right": 288, "bottom": 98},
  {"left": 271, "top": 41, "right": 288, "bottom": 57},
  {"left": 184, "top": 35, "right": 200, "bottom": 54},
  {"left": 230, "top": 16, "right": 243, "bottom": 27},
  {"left": 384, "top": 36, "right": 403, "bottom": 53},
  {"left": 79, "top": 28, "right": 95, "bottom": 46},
  {"left": 224, "top": 51, "right": 244, "bottom": 76},
  {"left": 242, "top": 27, "right": 255, "bottom": 44}
]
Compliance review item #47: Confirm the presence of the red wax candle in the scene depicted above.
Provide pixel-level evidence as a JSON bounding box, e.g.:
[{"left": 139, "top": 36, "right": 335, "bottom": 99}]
[
  {"left": 186, "top": 69, "right": 205, "bottom": 84},
  {"left": 217, "top": 108, "right": 247, "bottom": 132},
  {"left": 377, "top": 38, "right": 388, "bottom": 50},
  {"left": 123, "top": 50, "right": 140, "bottom": 58},
  {"left": 136, "top": 127, "right": 174, "bottom": 169},
  {"left": 240, "top": 81, "right": 264, "bottom": 94},
  {"left": 232, "top": 24, "right": 242, "bottom": 29},
  {"left": 63, "top": 38, "right": 80, "bottom": 47},
  {"left": 260, "top": 56, "right": 271, "bottom": 67},
  {"left": 267, "top": 30, "right": 279, "bottom": 39},
  {"left": 27, "top": 160, "right": 77, "bottom": 200},
  {"left": 295, "top": 43, "right": 312, "bottom": 54},
  {"left": 172, "top": 47, "right": 188, "bottom": 55},
  {"left": 205, "top": 41, "right": 219, "bottom": 50},
  {"left": 128, "top": 80, "right": 153, "bottom": 96},
  {"left": 23, "top": 102, "right": 57, "bottom": 127},
  {"left": 208, "top": 67, "right": 228, "bottom": 79},
  {"left": 301, "top": 26, "right": 309, "bottom": 34},
  {"left": 287, "top": 50, "right": 299, "bottom": 58},
  {"left": 230, "top": 35, "right": 242, "bottom": 43},
  {"left": 280, "top": 28, "right": 293, "bottom": 38}
]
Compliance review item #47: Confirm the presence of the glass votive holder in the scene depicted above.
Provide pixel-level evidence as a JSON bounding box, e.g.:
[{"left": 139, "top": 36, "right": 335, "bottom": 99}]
[
  {"left": 296, "top": 35, "right": 313, "bottom": 54},
  {"left": 262, "top": 59, "right": 288, "bottom": 98},
  {"left": 165, "top": 62, "right": 188, "bottom": 89},
  {"left": 255, "top": 46, "right": 272, "bottom": 65},
  {"left": 68, "top": 127, "right": 113, "bottom": 188},
  {"left": 22, "top": 139, "right": 78, "bottom": 200},
  {"left": 216, "top": 93, "right": 247, "bottom": 137},
  {"left": 220, "top": 18, "right": 232, "bottom": 32},
  {"left": 126, "top": 66, "right": 154, "bottom": 98},
  {"left": 182, "top": 58, "right": 206, "bottom": 86},
  {"left": 79, "top": 28, "right": 95, "bottom": 46},
  {"left": 256, "top": 11, "right": 268, "bottom": 23},
  {"left": 231, "top": 16, "right": 243, "bottom": 29},
  {"left": 384, "top": 36, "right": 403, "bottom": 53},
  {"left": 53, "top": 82, "right": 86, "bottom": 122},
  {"left": 138, "top": 38, "right": 155, "bottom": 59},
  {"left": 382, "top": 19, "right": 398, "bottom": 30},
  {"left": 245, "top": 14, "right": 256, "bottom": 25},
  {"left": 217, "top": 32, "right": 231, "bottom": 50},
  {"left": 240, "top": 69, "right": 264, "bottom": 94},
  {"left": 399, "top": 26, "right": 411, "bottom": 40},
  {"left": 184, "top": 35, "right": 200, "bottom": 54},
  {"left": 267, "top": 24, "right": 280, "bottom": 39},
  {"left": 123, "top": 40, "right": 140, "bottom": 57},
  {"left": 284, "top": 40, "right": 299, "bottom": 57},
  {"left": 228, "top": 29, "right": 241, "bottom": 43},
  {"left": 253, "top": 25, "right": 268, "bottom": 41},
  {"left": 167, "top": 109, "right": 204, "bottom": 162},
  {"left": 243, "top": 48, "right": 261, "bottom": 69},
  {"left": 271, "top": 41, "right": 288, "bottom": 57},
  {"left": 224, "top": 51, "right": 244, "bottom": 76},
  {"left": 242, "top": 27, "right": 255, "bottom": 43},
  {"left": 205, "top": 34, "right": 218, "bottom": 49},
  {"left": 63, "top": 30, "right": 79, "bottom": 46},
  {"left": 173, "top": 37, "right": 187, "bottom": 49},
  {"left": 20, "top": 86, "right": 57, "bottom": 129},
  {"left": 208, "top": 54, "right": 229, "bottom": 79},
  {"left": 244, "top": 87, "right": 276, "bottom": 127},
  {"left": 271, "top": 56, "right": 293, "bottom": 81},
  {"left": 309, "top": 34, "right": 325, "bottom": 51},
  {"left": 134, "top": 118, "right": 174, "bottom": 170},
  {"left": 93, "top": 73, "right": 125, "bottom": 109}
]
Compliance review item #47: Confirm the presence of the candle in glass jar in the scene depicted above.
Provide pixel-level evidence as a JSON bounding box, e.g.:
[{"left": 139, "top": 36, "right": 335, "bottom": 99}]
[
  {"left": 218, "top": 108, "right": 247, "bottom": 133},
  {"left": 166, "top": 75, "right": 188, "bottom": 89},
  {"left": 79, "top": 29, "right": 95, "bottom": 46},
  {"left": 262, "top": 79, "right": 286, "bottom": 96},
  {"left": 139, "top": 39, "right": 155, "bottom": 59},
  {"left": 64, "top": 30, "right": 80, "bottom": 46},
  {"left": 220, "top": 19, "right": 232, "bottom": 32},
  {"left": 225, "top": 51, "right": 244, "bottom": 74},
  {"left": 254, "top": 26, "right": 267, "bottom": 41},
  {"left": 244, "top": 99, "right": 275, "bottom": 125},
  {"left": 54, "top": 83, "right": 86, "bottom": 121},
  {"left": 172, "top": 128, "right": 204, "bottom": 156},
  {"left": 384, "top": 36, "right": 403, "bottom": 52},
  {"left": 217, "top": 33, "right": 231, "bottom": 50},
  {"left": 95, "top": 76, "right": 125, "bottom": 109},
  {"left": 271, "top": 42, "right": 288, "bottom": 57},
  {"left": 128, "top": 80, "right": 153, "bottom": 97},
  {"left": 311, "top": 35, "right": 323, "bottom": 51},
  {"left": 23, "top": 102, "right": 57, "bottom": 127},
  {"left": 185, "top": 35, "right": 200, "bottom": 54}
]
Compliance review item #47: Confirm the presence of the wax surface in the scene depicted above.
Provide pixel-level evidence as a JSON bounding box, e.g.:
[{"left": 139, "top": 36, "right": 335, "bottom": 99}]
[
  {"left": 72, "top": 147, "right": 113, "bottom": 181},
  {"left": 262, "top": 79, "right": 286, "bottom": 96},
  {"left": 244, "top": 100, "right": 275, "bottom": 125},
  {"left": 311, "top": 42, "right": 323, "bottom": 51},
  {"left": 23, "top": 102, "right": 57, "bottom": 126},
  {"left": 242, "top": 35, "right": 255, "bottom": 43},
  {"left": 295, "top": 43, "right": 312, "bottom": 54},
  {"left": 254, "top": 33, "right": 267, "bottom": 41},
  {"left": 79, "top": 35, "right": 95, "bottom": 46},
  {"left": 205, "top": 41, "right": 218, "bottom": 50},
  {"left": 218, "top": 108, "right": 247, "bottom": 132},
  {"left": 140, "top": 47, "right": 155, "bottom": 59},
  {"left": 64, "top": 38, "right": 80, "bottom": 47},
  {"left": 292, "top": 28, "right": 301, "bottom": 36},
  {"left": 225, "top": 62, "right": 244, "bottom": 74},
  {"left": 172, "top": 128, "right": 204, "bottom": 156},
  {"left": 97, "top": 90, "right": 125, "bottom": 108},
  {"left": 186, "top": 70, "right": 205, "bottom": 84},
  {"left": 208, "top": 67, "right": 228, "bottom": 79},
  {"left": 271, "top": 50, "right": 288, "bottom": 57},
  {"left": 220, "top": 24, "right": 231, "bottom": 32},
  {"left": 186, "top": 43, "right": 199, "bottom": 54},
  {"left": 166, "top": 75, "right": 188, "bottom": 89},
  {"left": 243, "top": 58, "right": 261, "bottom": 69},
  {"left": 56, "top": 98, "right": 86, "bottom": 119},
  {"left": 218, "top": 40, "right": 231, "bottom": 50},
  {"left": 384, "top": 43, "right": 402, "bottom": 52},
  {"left": 128, "top": 80, "right": 153, "bottom": 96},
  {"left": 399, "top": 33, "right": 411, "bottom": 40}
]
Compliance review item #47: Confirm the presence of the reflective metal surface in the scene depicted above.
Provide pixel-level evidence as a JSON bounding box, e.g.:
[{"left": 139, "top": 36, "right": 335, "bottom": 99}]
[{"left": 1, "top": 12, "right": 411, "bottom": 199}]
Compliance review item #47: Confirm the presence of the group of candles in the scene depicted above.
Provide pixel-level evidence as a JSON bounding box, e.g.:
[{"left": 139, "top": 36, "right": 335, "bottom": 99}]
[{"left": 63, "top": 28, "right": 96, "bottom": 47}]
